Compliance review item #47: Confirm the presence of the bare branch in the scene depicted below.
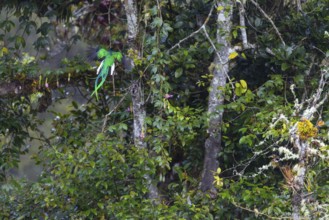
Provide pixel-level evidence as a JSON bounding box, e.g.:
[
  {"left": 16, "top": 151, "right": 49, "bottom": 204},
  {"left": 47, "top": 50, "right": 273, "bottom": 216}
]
[
  {"left": 250, "top": 0, "right": 286, "bottom": 46},
  {"left": 167, "top": 3, "right": 215, "bottom": 52},
  {"left": 302, "top": 66, "right": 328, "bottom": 119},
  {"left": 102, "top": 91, "right": 129, "bottom": 133},
  {"left": 238, "top": 1, "right": 249, "bottom": 49},
  {"left": 232, "top": 200, "right": 294, "bottom": 219},
  {"left": 201, "top": 26, "right": 221, "bottom": 63},
  {"left": 201, "top": 26, "right": 233, "bottom": 84}
]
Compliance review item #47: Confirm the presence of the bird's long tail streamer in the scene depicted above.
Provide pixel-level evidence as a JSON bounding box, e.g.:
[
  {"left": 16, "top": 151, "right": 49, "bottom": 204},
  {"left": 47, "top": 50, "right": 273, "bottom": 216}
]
[{"left": 91, "top": 61, "right": 110, "bottom": 100}]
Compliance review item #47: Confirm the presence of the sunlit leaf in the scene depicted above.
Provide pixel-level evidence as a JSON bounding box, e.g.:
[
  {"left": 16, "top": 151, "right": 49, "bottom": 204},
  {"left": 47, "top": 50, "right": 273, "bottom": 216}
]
[
  {"left": 229, "top": 51, "right": 239, "bottom": 60},
  {"left": 216, "top": 6, "right": 224, "bottom": 11},
  {"left": 240, "top": 80, "right": 248, "bottom": 93}
]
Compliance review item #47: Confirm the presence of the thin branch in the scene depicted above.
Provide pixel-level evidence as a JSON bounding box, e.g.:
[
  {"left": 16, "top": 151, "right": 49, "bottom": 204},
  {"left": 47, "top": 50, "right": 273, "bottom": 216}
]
[
  {"left": 102, "top": 92, "right": 129, "bottom": 133},
  {"left": 238, "top": 2, "right": 249, "bottom": 49},
  {"left": 201, "top": 26, "right": 232, "bottom": 84},
  {"left": 201, "top": 26, "right": 222, "bottom": 64},
  {"left": 112, "top": 75, "right": 116, "bottom": 95},
  {"left": 315, "top": 89, "right": 329, "bottom": 111},
  {"left": 232, "top": 200, "right": 294, "bottom": 220},
  {"left": 250, "top": 0, "right": 286, "bottom": 46},
  {"left": 312, "top": 45, "right": 326, "bottom": 55},
  {"left": 167, "top": 0, "right": 234, "bottom": 89},
  {"left": 167, "top": 3, "right": 215, "bottom": 52},
  {"left": 107, "top": 0, "right": 112, "bottom": 48},
  {"left": 156, "top": 0, "right": 163, "bottom": 20},
  {"left": 296, "top": 0, "right": 302, "bottom": 12},
  {"left": 301, "top": 67, "right": 328, "bottom": 119}
]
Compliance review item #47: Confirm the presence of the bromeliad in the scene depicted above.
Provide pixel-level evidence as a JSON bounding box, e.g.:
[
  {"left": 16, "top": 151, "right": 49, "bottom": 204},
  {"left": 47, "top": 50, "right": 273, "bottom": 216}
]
[{"left": 91, "top": 48, "right": 122, "bottom": 99}]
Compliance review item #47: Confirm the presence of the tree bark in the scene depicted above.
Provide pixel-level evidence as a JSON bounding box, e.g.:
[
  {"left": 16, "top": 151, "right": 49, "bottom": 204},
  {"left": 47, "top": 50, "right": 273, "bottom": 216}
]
[
  {"left": 123, "top": 0, "right": 160, "bottom": 202},
  {"left": 291, "top": 140, "right": 307, "bottom": 220},
  {"left": 238, "top": 2, "right": 249, "bottom": 49},
  {"left": 200, "top": 1, "right": 233, "bottom": 193},
  {"left": 290, "top": 59, "right": 328, "bottom": 219}
]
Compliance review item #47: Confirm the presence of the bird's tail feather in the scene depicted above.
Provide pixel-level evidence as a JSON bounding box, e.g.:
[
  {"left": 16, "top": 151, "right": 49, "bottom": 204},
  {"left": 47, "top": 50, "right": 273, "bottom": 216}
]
[{"left": 91, "top": 65, "right": 110, "bottom": 100}]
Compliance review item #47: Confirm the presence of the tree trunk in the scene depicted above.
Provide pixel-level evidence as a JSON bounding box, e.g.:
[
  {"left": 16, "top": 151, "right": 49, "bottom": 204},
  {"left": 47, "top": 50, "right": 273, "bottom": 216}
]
[
  {"left": 200, "top": 1, "right": 233, "bottom": 193},
  {"left": 123, "top": 0, "right": 160, "bottom": 202},
  {"left": 291, "top": 140, "right": 307, "bottom": 220}
]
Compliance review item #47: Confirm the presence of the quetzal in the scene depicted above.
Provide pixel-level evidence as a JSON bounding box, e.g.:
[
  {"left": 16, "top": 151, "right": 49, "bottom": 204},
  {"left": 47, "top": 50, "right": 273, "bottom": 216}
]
[{"left": 91, "top": 48, "right": 123, "bottom": 100}]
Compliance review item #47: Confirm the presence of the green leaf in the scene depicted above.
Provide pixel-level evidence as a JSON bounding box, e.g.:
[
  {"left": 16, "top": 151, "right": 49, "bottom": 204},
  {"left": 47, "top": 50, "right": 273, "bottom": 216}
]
[
  {"left": 1, "top": 20, "right": 15, "bottom": 32},
  {"left": 281, "top": 63, "right": 289, "bottom": 71},
  {"left": 239, "top": 135, "right": 253, "bottom": 146},
  {"left": 175, "top": 68, "right": 183, "bottom": 78},
  {"left": 119, "top": 123, "right": 128, "bottom": 131},
  {"left": 174, "top": 21, "right": 184, "bottom": 28},
  {"left": 235, "top": 82, "right": 242, "bottom": 96},
  {"left": 97, "top": 202, "right": 104, "bottom": 209},
  {"left": 233, "top": 30, "right": 238, "bottom": 39},
  {"left": 153, "top": 17, "right": 163, "bottom": 28},
  {"left": 15, "top": 36, "right": 26, "bottom": 49},
  {"left": 71, "top": 101, "right": 78, "bottom": 109},
  {"left": 26, "top": 21, "right": 37, "bottom": 35},
  {"left": 96, "top": 133, "right": 105, "bottom": 141},
  {"left": 37, "top": 22, "right": 52, "bottom": 36},
  {"left": 216, "top": 6, "right": 224, "bottom": 11},
  {"left": 113, "top": 51, "right": 123, "bottom": 62}
]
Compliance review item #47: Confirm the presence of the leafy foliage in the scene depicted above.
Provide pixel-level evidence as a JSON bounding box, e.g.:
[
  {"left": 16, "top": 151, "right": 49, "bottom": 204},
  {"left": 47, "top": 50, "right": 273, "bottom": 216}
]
[{"left": 0, "top": 0, "right": 328, "bottom": 219}]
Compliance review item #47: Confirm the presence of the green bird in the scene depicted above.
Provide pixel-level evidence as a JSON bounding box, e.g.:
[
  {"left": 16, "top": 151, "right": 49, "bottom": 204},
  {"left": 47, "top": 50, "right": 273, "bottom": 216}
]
[{"left": 91, "top": 48, "right": 123, "bottom": 100}]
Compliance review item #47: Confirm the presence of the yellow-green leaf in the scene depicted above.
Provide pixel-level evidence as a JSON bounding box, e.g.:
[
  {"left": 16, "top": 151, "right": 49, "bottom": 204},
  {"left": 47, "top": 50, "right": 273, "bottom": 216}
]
[
  {"left": 228, "top": 51, "right": 238, "bottom": 60},
  {"left": 235, "top": 82, "right": 243, "bottom": 96},
  {"left": 2, "top": 47, "right": 8, "bottom": 54},
  {"left": 216, "top": 6, "right": 224, "bottom": 11},
  {"left": 213, "top": 176, "right": 223, "bottom": 188},
  {"left": 240, "top": 80, "right": 247, "bottom": 89},
  {"left": 235, "top": 87, "right": 242, "bottom": 96}
]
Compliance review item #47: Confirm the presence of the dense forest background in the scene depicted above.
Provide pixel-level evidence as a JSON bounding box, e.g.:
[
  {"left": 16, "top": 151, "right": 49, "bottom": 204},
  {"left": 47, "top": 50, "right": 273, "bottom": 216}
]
[{"left": 0, "top": 0, "right": 328, "bottom": 219}]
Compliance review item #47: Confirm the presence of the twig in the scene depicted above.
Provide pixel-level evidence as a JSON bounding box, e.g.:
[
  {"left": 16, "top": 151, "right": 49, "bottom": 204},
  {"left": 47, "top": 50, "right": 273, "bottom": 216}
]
[
  {"left": 201, "top": 26, "right": 232, "bottom": 85},
  {"left": 167, "top": 2, "right": 215, "bottom": 52},
  {"left": 156, "top": 0, "right": 162, "bottom": 20},
  {"left": 107, "top": 0, "right": 112, "bottom": 48},
  {"left": 312, "top": 45, "right": 326, "bottom": 55},
  {"left": 112, "top": 74, "right": 116, "bottom": 96},
  {"left": 201, "top": 26, "right": 223, "bottom": 65},
  {"left": 232, "top": 200, "right": 294, "bottom": 220},
  {"left": 102, "top": 92, "right": 129, "bottom": 133},
  {"left": 301, "top": 66, "right": 328, "bottom": 119},
  {"left": 250, "top": 0, "right": 286, "bottom": 46}
]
